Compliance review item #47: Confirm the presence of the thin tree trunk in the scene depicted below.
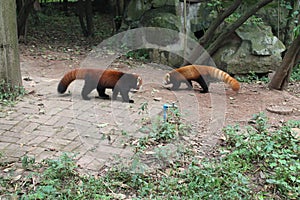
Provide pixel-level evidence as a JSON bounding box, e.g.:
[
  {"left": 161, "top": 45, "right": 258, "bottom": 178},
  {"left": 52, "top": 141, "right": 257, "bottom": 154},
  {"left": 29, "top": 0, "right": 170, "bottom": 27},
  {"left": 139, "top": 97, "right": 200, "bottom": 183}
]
[
  {"left": 63, "top": 0, "right": 68, "bottom": 15},
  {"left": 17, "top": 0, "right": 35, "bottom": 40},
  {"left": 85, "top": 0, "right": 94, "bottom": 36},
  {"left": 269, "top": 34, "right": 300, "bottom": 90},
  {"left": 77, "top": 0, "right": 93, "bottom": 37},
  {"left": 78, "top": 0, "right": 88, "bottom": 36},
  {"left": 0, "top": 0, "right": 22, "bottom": 88}
]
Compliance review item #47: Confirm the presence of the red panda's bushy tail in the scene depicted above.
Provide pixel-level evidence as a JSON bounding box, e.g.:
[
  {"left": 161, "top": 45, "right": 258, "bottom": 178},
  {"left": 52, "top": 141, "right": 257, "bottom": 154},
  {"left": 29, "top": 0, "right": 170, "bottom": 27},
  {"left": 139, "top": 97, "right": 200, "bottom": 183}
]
[{"left": 57, "top": 69, "right": 86, "bottom": 94}]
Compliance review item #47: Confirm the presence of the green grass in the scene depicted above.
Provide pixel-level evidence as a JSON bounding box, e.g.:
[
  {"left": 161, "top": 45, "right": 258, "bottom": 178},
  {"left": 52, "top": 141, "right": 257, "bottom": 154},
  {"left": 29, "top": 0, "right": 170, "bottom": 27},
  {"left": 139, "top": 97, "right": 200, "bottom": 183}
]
[{"left": 1, "top": 113, "right": 299, "bottom": 199}]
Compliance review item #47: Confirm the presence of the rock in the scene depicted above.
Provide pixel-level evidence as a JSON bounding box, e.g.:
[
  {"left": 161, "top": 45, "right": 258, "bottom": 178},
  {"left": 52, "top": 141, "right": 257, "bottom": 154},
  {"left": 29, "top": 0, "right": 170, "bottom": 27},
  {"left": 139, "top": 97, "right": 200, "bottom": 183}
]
[
  {"left": 266, "top": 105, "right": 293, "bottom": 115},
  {"left": 213, "top": 24, "right": 285, "bottom": 74},
  {"left": 236, "top": 24, "right": 285, "bottom": 56},
  {"left": 141, "top": 10, "right": 180, "bottom": 31},
  {"left": 291, "top": 128, "right": 300, "bottom": 140}
]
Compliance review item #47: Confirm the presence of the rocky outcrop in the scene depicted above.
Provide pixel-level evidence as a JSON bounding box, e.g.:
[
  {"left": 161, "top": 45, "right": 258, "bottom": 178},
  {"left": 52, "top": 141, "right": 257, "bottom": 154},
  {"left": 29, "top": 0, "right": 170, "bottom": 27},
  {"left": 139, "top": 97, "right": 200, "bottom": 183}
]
[{"left": 213, "top": 24, "right": 285, "bottom": 74}]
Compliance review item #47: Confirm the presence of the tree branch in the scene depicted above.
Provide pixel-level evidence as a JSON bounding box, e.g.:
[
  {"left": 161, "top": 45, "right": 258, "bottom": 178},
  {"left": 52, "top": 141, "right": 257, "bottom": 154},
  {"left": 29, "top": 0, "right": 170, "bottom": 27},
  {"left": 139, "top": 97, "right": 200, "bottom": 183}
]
[
  {"left": 200, "top": 0, "right": 242, "bottom": 46},
  {"left": 207, "top": 0, "right": 274, "bottom": 56}
]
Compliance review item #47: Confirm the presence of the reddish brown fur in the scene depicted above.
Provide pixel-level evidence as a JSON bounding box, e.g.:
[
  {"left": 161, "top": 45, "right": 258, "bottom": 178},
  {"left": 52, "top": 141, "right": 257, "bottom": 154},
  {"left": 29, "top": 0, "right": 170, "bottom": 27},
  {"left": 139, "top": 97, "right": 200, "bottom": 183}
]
[
  {"left": 58, "top": 68, "right": 142, "bottom": 103},
  {"left": 164, "top": 65, "right": 240, "bottom": 92}
]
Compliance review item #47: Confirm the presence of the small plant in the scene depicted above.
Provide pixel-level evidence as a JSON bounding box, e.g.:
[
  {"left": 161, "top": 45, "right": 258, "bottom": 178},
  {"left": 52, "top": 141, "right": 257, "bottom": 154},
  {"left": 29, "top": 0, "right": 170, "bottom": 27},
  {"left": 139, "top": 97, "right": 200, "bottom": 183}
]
[
  {"left": 136, "top": 108, "right": 190, "bottom": 150},
  {"left": 126, "top": 49, "right": 149, "bottom": 61},
  {"left": 0, "top": 80, "right": 26, "bottom": 106},
  {"left": 138, "top": 101, "right": 149, "bottom": 115},
  {"left": 21, "top": 155, "right": 36, "bottom": 169}
]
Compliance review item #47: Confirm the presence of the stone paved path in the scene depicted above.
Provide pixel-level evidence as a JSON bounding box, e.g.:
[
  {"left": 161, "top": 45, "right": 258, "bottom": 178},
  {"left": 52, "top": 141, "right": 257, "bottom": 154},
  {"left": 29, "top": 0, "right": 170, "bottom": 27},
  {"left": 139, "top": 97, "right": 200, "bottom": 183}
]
[{"left": 0, "top": 63, "right": 188, "bottom": 173}]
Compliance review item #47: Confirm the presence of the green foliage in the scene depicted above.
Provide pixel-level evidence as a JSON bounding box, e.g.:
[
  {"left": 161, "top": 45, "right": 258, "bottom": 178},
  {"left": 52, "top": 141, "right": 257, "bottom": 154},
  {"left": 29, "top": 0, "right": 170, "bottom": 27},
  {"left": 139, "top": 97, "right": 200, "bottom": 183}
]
[
  {"left": 207, "top": 0, "right": 222, "bottom": 10},
  {"left": 236, "top": 71, "right": 269, "bottom": 83},
  {"left": 290, "top": 64, "right": 300, "bottom": 82},
  {"left": 225, "top": 13, "right": 264, "bottom": 26},
  {"left": 136, "top": 108, "right": 189, "bottom": 150},
  {"left": 223, "top": 113, "right": 300, "bottom": 199},
  {"left": 21, "top": 155, "right": 36, "bottom": 169},
  {"left": 293, "top": 25, "right": 300, "bottom": 37},
  {"left": 1, "top": 114, "right": 299, "bottom": 199},
  {"left": 0, "top": 80, "right": 26, "bottom": 106},
  {"left": 125, "top": 49, "right": 149, "bottom": 62}
]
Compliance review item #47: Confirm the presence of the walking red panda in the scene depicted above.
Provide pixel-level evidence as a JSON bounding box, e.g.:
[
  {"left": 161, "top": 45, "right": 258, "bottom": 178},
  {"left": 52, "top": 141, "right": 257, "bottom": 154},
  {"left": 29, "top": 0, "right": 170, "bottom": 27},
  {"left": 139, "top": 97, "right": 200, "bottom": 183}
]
[
  {"left": 57, "top": 68, "right": 142, "bottom": 103},
  {"left": 163, "top": 65, "right": 240, "bottom": 93}
]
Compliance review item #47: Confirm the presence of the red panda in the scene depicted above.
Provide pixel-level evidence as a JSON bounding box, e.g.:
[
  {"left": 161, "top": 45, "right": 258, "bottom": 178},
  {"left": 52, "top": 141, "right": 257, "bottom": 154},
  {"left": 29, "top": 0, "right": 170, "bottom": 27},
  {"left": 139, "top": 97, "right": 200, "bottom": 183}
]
[
  {"left": 163, "top": 65, "right": 240, "bottom": 93},
  {"left": 57, "top": 68, "right": 142, "bottom": 103}
]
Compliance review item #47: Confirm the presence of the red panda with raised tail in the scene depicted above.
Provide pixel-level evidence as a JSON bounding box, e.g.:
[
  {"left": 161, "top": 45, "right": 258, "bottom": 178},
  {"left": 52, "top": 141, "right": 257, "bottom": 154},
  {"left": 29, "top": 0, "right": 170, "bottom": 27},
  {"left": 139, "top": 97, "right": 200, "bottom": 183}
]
[
  {"left": 163, "top": 65, "right": 240, "bottom": 93},
  {"left": 57, "top": 68, "right": 142, "bottom": 103}
]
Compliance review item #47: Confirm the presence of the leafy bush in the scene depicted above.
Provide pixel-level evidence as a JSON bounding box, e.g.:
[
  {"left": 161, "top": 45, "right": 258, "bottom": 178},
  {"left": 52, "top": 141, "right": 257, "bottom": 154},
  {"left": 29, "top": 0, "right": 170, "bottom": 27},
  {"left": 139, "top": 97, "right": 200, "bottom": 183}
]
[{"left": 290, "top": 64, "right": 300, "bottom": 82}]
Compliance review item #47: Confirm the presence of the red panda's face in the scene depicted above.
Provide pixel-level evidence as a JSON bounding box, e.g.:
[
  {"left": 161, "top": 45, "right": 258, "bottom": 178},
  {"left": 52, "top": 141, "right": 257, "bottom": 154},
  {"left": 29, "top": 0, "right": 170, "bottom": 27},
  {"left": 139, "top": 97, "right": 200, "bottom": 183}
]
[{"left": 163, "top": 73, "right": 171, "bottom": 85}]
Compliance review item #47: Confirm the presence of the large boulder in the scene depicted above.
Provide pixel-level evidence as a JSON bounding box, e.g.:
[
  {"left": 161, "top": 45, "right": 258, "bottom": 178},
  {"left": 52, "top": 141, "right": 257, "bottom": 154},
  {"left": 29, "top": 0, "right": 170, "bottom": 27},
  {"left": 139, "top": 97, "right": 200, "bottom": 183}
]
[{"left": 213, "top": 24, "right": 285, "bottom": 74}]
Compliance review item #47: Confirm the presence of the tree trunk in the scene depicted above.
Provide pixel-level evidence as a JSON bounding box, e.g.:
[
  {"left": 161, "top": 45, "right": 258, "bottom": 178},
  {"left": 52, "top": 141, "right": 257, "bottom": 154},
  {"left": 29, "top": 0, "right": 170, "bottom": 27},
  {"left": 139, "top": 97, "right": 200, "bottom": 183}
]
[
  {"left": 0, "top": 0, "right": 22, "bottom": 88},
  {"left": 269, "top": 34, "right": 300, "bottom": 90},
  {"left": 78, "top": 0, "right": 88, "bottom": 36},
  {"left": 63, "top": 0, "right": 69, "bottom": 15},
  {"left": 85, "top": 0, "right": 94, "bottom": 36},
  {"left": 17, "top": 0, "right": 36, "bottom": 41},
  {"left": 77, "top": 0, "right": 94, "bottom": 37}
]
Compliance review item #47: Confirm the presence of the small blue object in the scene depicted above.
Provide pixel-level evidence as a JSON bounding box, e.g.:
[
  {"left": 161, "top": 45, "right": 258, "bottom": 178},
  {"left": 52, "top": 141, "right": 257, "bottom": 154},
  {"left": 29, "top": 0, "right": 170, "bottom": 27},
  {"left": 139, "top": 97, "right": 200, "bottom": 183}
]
[{"left": 163, "top": 103, "right": 177, "bottom": 121}]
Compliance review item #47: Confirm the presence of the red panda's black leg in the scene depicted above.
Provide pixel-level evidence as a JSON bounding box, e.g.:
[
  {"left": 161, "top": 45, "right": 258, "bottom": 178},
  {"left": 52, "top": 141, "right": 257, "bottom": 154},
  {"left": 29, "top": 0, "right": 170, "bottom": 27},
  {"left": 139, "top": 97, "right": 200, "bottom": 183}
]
[
  {"left": 197, "top": 75, "right": 209, "bottom": 93},
  {"left": 112, "top": 88, "right": 119, "bottom": 100},
  {"left": 170, "top": 81, "right": 180, "bottom": 90},
  {"left": 97, "top": 86, "right": 110, "bottom": 99},
  {"left": 186, "top": 80, "right": 193, "bottom": 90},
  {"left": 81, "top": 83, "right": 94, "bottom": 100},
  {"left": 120, "top": 89, "right": 134, "bottom": 103}
]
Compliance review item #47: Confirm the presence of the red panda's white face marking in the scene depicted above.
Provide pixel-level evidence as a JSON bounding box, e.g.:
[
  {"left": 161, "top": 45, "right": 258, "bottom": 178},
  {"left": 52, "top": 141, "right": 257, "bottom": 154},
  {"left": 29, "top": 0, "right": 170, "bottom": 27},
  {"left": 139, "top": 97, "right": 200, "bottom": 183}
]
[
  {"left": 163, "top": 73, "right": 170, "bottom": 85},
  {"left": 136, "top": 76, "right": 142, "bottom": 90}
]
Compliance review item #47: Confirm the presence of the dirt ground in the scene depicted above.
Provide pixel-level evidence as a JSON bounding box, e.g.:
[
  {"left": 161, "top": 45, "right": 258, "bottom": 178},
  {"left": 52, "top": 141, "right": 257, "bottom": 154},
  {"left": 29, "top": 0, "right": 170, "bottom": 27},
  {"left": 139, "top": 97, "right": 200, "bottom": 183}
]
[{"left": 18, "top": 44, "right": 300, "bottom": 158}]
